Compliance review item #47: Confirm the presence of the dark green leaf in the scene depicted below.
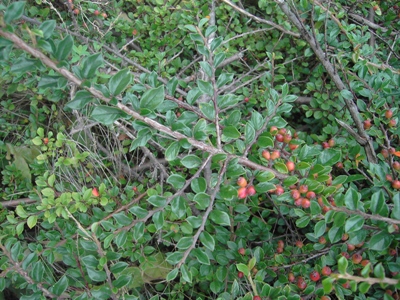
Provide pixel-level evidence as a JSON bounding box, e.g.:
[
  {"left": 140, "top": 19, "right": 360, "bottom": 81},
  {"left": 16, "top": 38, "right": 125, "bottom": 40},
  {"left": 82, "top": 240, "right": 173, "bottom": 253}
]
[
  {"left": 55, "top": 35, "right": 73, "bottom": 61},
  {"left": 199, "top": 102, "right": 215, "bottom": 119},
  {"left": 296, "top": 216, "right": 310, "bottom": 228},
  {"left": 10, "top": 57, "right": 38, "bottom": 73},
  {"left": 344, "top": 187, "right": 360, "bottom": 210},
  {"left": 373, "top": 263, "right": 385, "bottom": 279},
  {"left": 317, "top": 149, "right": 341, "bottom": 166},
  {"left": 91, "top": 105, "right": 128, "bottom": 126},
  {"left": 113, "top": 274, "right": 131, "bottom": 288},
  {"left": 52, "top": 276, "right": 68, "bottom": 296},
  {"left": 171, "top": 196, "right": 186, "bottom": 219},
  {"left": 193, "top": 248, "right": 210, "bottom": 265},
  {"left": 191, "top": 177, "right": 207, "bottom": 193},
  {"left": 314, "top": 220, "right": 326, "bottom": 238},
  {"left": 391, "top": 193, "right": 400, "bottom": 220},
  {"left": 39, "top": 20, "right": 56, "bottom": 39},
  {"left": 139, "top": 85, "right": 165, "bottom": 111},
  {"left": 223, "top": 126, "right": 240, "bottom": 138},
  {"left": 245, "top": 123, "right": 255, "bottom": 144},
  {"left": 81, "top": 53, "right": 104, "bottom": 79},
  {"left": 369, "top": 232, "right": 391, "bottom": 251},
  {"left": 214, "top": 52, "right": 226, "bottom": 68},
  {"left": 199, "top": 61, "right": 212, "bottom": 78},
  {"left": 30, "top": 261, "right": 45, "bottom": 282},
  {"left": 110, "top": 262, "right": 128, "bottom": 274},
  {"left": 152, "top": 211, "right": 164, "bottom": 231},
  {"left": 133, "top": 221, "right": 145, "bottom": 241},
  {"left": 87, "top": 267, "right": 107, "bottom": 282},
  {"left": 147, "top": 195, "right": 166, "bottom": 207},
  {"left": 328, "top": 226, "right": 343, "bottom": 243},
  {"left": 181, "top": 155, "right": 202, "bottom": 168},
  {"left": 4, "top": 1, "right": 25, "bottom": 24},
  {"left": 216, "top": 73, "right": 233, "bottom": 88},
  {"left": 210, "top": 36, "right": 223, "bottom": 52},
  {"left": 210, "top": 210, "right": 231, "bottom": 226},
  {"left": 129, "top": 128, "right": 152, "bottom": 151},
  {"left": 65, "top": 90, "right": 94, "bottom": 110},
  {"left": 109, "top": 68, "right": 132, "bottom": 96},
  {"left": 165, "top": 141, "right": 180, "bottom": 161},
  {"left": 344, "top": 215, "right": 364, "bottom": 233},
  {"left": 200, "top": 231, "right": 215, "bottom": 251},
  {"left": 197, "top": 80, "right": 213, "bottom": 96},
  {"left": 193, "top": 193, "right": 210, "bottom": 210},
  {"left": 166, "top": 268, "right": 179, "bottom": 281},
  {"left": 176, "top": 237, "right": 193, "bottom": 250},
  {"left": 167, "top": 174, "right": 186, "bottom": 189},
  {"left": 180, "top": 264, "right": 192, "bottom": 283}
]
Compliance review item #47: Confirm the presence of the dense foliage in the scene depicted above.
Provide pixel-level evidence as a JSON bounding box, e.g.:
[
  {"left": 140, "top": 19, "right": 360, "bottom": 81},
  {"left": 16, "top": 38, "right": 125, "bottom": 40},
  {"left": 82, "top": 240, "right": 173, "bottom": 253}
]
[{"left": 0, "top": 0, "right": 399, "bottom": 299}]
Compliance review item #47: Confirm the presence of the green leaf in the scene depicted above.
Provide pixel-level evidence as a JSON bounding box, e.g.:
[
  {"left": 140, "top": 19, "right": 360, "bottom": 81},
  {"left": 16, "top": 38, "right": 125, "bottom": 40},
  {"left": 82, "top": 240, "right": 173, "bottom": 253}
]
[
  {"left": 193, "top": 193, "right": 210, "bottom": 210},
  {"left": 193, "top": 248, "right": 210, "bottom": 265},
  {"left": 337, "top": 256, "right": 348, "bottom": 274},
  {"left": 65, "top": 90, "right": 94, "bottom": 110},
  {"left": 393, "top": 193, "right": 400, "bottom": 220},
  {"left": 223, "top": 126, "right": 240, "bottom": 139},
  {"left": 200, "top": 231, "right": 215, "bottom": 251},
  {"left": 139, "top": 85, "right": 165, "bottom": 111},
  {"left": 314, "top": 220, "right": 326, "bottom": 238},
  {"left": 87, "top": 267, "right": 107, "bottom": 282},
  {"left": 205, "top": 25, "right": 217, "bottom": 37},
  {"left": 317, "top": 148, "right": 341, "bottom": 166},
  {"left": 274, "top": 162, "right": 288, "bottom": 174},
  {"left": 167, "top": 174, "right": 186, "bottom": 189},
  {"left": 152, "top": 211, "right": 164, "bottom": 231},
  {"left": 110, "top": 262, "right": 128, "bottom": 274},
  {"left": 296, "top": 216, "right": 310, "bottom": 228},
  {"left": 369, "top": 232, "right": 391, "bottom": 251},
  {"left": 373, "top": 262, "right": 385, "bottom": 279},
  {"left": 199, "top": 102, "right": 215, "bottom": 119},
  {"left": 109, "top": 68, "right": 132, "bottom": 96},
  {"left": 210, "top": 36, "right": 223, "bottom": 52},
  {"left": 344, "top": 215, "right": 364, "bottom": 233},
  {"left": 370, "top": 190, "right": 385, "bottom": 215},
  {"left": 236, "top": 263, "right": 250, "bottom": 276},
  {"left": 214, "top": 52, "right": 226, "bottom": 68},
  {"left": 176, "top": 237, "right": 193, "bottom": 250},
  {"left": 191, "top": 177, "right": 207, "bottom": 193},
  {"left": 166, "top": 268, "right": 179, "bottom": 281},
  {"left": 133, "top": 221, "right": 145, "bottom": 241},
  {"left": 322, "top": 277, "right": 335, "bottom": 294},
  {"left": 27, "top": 215, "right": 38, "bottom": 229},
  {"left": 181, "top": 155, "right": 202, "bottom": 168},
  {"left": 340, "top": 89, "right": 353, "bottom": 100},
  {"left": 171, "top": 196, "right": 186, "bottom": 219},
  {"left": 129, "top": 128, "right": 152, "bottom": 151},
  {"left": 16, "top": 205, "right": 28, "bottom": 218},
  {"left": 39, "top": 20, "right": 56, "bottom": 39},
  {"left": 359, "top": 282, "right": 371, "bottom": 294},
  {"left": 4, "top": 1, "right": 25, "bottom": 24},
  {"left": 147, "top": 196, "right": 166, "bottom": 208},
  {"left": 328, "top": 226, "right": 343, "bottom": 243},
  {"left": 10, "top": 57, "right": 38, "bottom": 73},
  {"left": 113, "top": 274, "right": 131, "bottom": 288},
  {"left": 180, "top": 264, "right": 192, "bottom": 283},
  {"left": 199, "top": 61, "right": 213, "bottom": 78},
  {"left": 165, "top": 141, "right": 180, "bottom": 161},
  {"left": 81, "top": 53, "right": 104, "bottom": 79},
  {"left": 210, "top": 210, "right": 231, "bottom": 226},
  {"left": 344, "top": 187, "right": 360, "bottom": 210},
  {"left": 52, "top": 276, "right": 68, "bottom": 296},
  {"left": 197, "top": 80, "right": 213, "bottom": 96},
  {"left": 216, "top": 73, "right": 234, "bottom": 88},
  {"left": 31, "top": 261, "right": 45, "bottom": 282},
  {"left": 91, "top": 105, "right": 128, "bottom": 126},
  {"left": 55, "top": 35, "right": 73, "bottom": 61},
  {"left": 245, "top": 123, "right": 255, "bottom": 144}
]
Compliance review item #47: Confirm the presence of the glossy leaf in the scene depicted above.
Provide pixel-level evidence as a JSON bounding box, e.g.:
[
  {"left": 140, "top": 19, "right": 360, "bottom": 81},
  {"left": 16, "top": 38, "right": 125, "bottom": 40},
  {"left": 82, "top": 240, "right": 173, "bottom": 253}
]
[
  {"left": 55, "top": 35, "right": 73, "bottom": 61},
  {"left": 181, "top": 155, "right": 202, "bottom": 168},
  {"left": 210, "top": 210, "right": 231, "bottom": 226},
  {"left": 52, "top": 276, "right": 68, "bottom": 296},
  {"left": 140, "top": 85, "right": 165, "bottom": 110},
  {"left": 81, "top": 53, "right": 104, "bottom": 79},
  {"left": 91, "top": 105, "right": 128, "bottom": 126},
  {"left": 200, "top": 231, "right": 215, "bottom": 251},
  {"left": 109, "top": 68, "right": 132, "bottom": 96},
  {"left": 65, "top": 90, "right": 94, "bottom": 110}
]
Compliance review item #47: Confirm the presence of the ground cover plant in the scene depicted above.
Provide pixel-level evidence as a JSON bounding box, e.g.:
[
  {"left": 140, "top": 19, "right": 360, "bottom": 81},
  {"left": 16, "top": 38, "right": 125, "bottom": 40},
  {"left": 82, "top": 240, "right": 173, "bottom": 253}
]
[{"left": 0, "top": 0, "right": 399, "bottom": 299}]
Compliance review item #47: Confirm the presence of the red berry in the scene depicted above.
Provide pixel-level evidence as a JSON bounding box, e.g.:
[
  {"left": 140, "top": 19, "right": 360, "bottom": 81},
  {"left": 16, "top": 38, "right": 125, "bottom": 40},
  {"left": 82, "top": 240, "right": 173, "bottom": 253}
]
[
  {"left": 389, "top": 248, "right": 397, "bottom": 256},
  {"left": 341, "top": 252, "right": 350, "bottom": 259},
  {"left": 385, "top": 109, "right": 393, "bottom": 119},
  {"left": 238, "top": 187, "right": 247, "bottom": 199},
  {"left": 310, "top": 270, "right": 320, "bottom": 282},
  {"left": 306, "top": 191, "right": 316, "bottom": 199},
  {"left": 270, "top": 126, "right": 278, "bottom": 135},
  {"left": 341, "top": 233, "right": 349, "bottom": 241},
  {"left": 392, "top": 180, "right": 400, "bottom": 189},
  {"left": 381, "top": 149, "right": 389, "bottom": 158},
  {"left": 94, "top": 10, "right": 100, "bottom": 15},
  {"left": 253, "top": 296, "right": 261, "bottom": 300},
  {"left": 352, "top": 253, "right": 362, "bottom": 264},
  {"left": 347, "top": 244, "right": 355, "bottom": 251},
  {"left": 322, "top": 142, "right": 330, "bottom": 149},
  {"left": 101, "top": 12, "right": 107, "bottom": 18},
  {"left": 244, "top": 97, "right": 249, "bottom": 102},
  {"left": 132, "top": 29, "right": 138, "bottom": 35},
  {"left": 294, "top": 198, "right": 303, "bottom": 207},
  {"left": 393, "top": 161, "right": 400, "bottom": 170},
  {"left": 43, "top": 137, "right": 49, "bottom": 145},
  {"left": 133, "top": 186, "right": 138, "bottom": 192},
  {"left": 295, "top": 240, "right": 304, "bottom": 248},
  {"left": 276, "top": 247, "right": 284, "bottom": 253},
  {"left": 277, "top": 240, "right": 284, "bottom": 248},
  {"left": 360, "top": 259, "right": 370, "bottom": 267},
  {"left": 319, "top": 236, "right": 327, "bottom": 244},
  {"left": 270, "top": 150, "right": 280, "bottom": 160},
  {"left": 238, "top": 248, "right": 245, "bottom": 255},
  {"left": 275, "top": 185, "right": 284, "bottom": 196},
  {"left": 238, "top": 271, "right": 244, "bottom": 278},
  {"left": 301, "top": 198, "right": 310, "bottom": 209},
  {"left": 328, "top": 139, "right": 335, "bottom": 147},
  {"left": 73, "top": 8, "right": 79, "bottom": 14},
  {"left": 321, "top": 266, "right": 332, "bottom": 276},
  {"left": 291, "top": 189, "right": 301, "bottom": 200},
  {"left": 297, "top": 278, "right": 307, "bottom": 290},
  {"left": 363, "top": 119, "right": 372, "bottom": 130},
  {"left": 289, "top": 142, "right": 299, "bottom": 151},
  {"left": 276, "top": 134, "right": 284, "bottom": 142},
  {"left": 336, "top": 162, "right": 344, "bottom": 169},
  {"left": 389, "top": 119, "right": 397, "bottom": 127},
  {"left": 278, "top": 128, "right": 287, "bottom": 135},
  {"left": 283, "top": 134, "right": 292, "bottom": 144},
  {"left": 246, "top": 186, "right": 256, "bottom": 196},
  {"left": 342, "top": 281, "right": 350, "bottom": 289},
  {"left": 288, "top": 272, "right": 295, "bottom": 282},
  {"left": 286, "top": 161, "right": 295, "bottom": 172},
  {"left": 92, "top": 188, "right": 100, "bottom": 197},
  {"left": 299, "top": 185, "right": 308, "bottom": 194},
  {"left": 237, "top": 177, "right": 247, "bottom": 187},
  {"left": 262, "top": 150, "right": 271, "bottom": 160}
]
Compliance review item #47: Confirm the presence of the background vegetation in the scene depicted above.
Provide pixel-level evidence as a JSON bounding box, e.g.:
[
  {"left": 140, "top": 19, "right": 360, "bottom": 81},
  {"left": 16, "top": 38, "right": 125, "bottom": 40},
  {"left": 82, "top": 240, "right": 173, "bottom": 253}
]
[{"left": 0, "top": 0, "right": 399, "bottom": 299}]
